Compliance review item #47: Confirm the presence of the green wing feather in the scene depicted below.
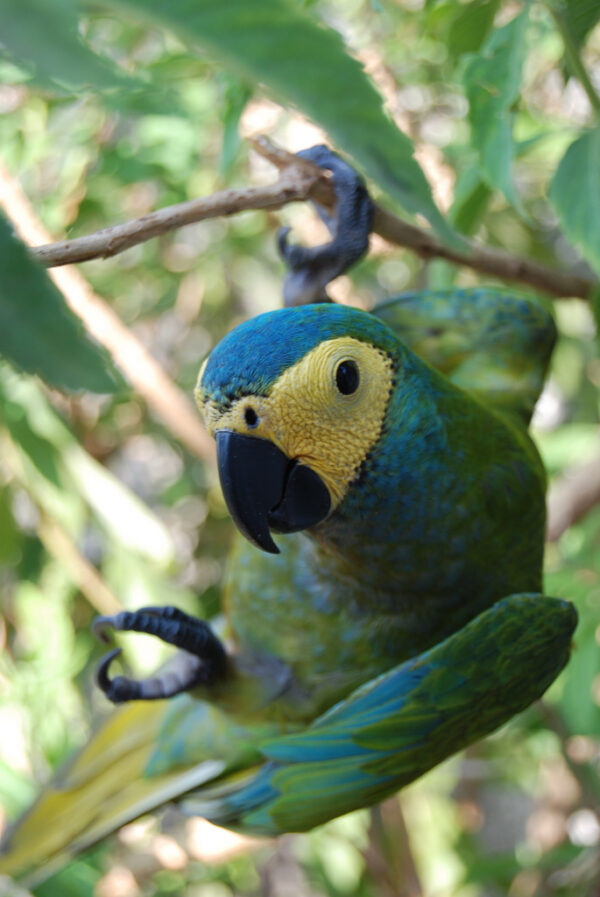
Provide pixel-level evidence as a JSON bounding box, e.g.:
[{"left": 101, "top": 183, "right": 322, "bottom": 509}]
[
  {"left": 374, "top": 289, "right": 556, "bottom": 423},
  {"left": 205, "top": 594, "right": 576, "bottom": 834}
]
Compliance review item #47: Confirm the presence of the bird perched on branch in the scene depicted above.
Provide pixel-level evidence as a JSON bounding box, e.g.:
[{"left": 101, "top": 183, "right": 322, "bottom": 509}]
[{"left": 0, "top": 147, "right": 576, "bottom": 885}]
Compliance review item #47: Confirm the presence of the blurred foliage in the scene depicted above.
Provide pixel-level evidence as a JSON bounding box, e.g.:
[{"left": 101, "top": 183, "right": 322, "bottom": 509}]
[
  {"left": 0, "top": 0, "right": 599, "bottom": 895},
  {"left": 0, "top": 219, "right": 121, "bottom": 393}
]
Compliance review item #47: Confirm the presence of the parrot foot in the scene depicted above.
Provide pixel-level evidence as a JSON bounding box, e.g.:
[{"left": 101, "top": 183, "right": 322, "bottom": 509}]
[
  {"left": 278, "top": 144, "right": 373, "bottom": 306},
  {"left": 93, "top": 606, "right": 228, "bottom": 703}
]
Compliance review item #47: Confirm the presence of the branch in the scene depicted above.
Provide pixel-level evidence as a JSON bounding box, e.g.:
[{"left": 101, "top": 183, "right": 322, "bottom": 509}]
[
  {"left": 26, "top": 136, "right": 596, "bottom": 302},
  {"left": 364, "top": 799, "right": 423, "bottom": 897},
  {"left": 546, "top": 448, "right": 600, "bottom": 541},
  {"left": 0, "top": 162, "right": 215, "bottom": 463},
  {"left": 372, "top": 205, "right": 595, "bottom": 301},
  {"left": 31, "top": 168, "right": 317, "bottom": 268},
  {"left": 254, "top": 138, "right": 596, "bottom": 301}
]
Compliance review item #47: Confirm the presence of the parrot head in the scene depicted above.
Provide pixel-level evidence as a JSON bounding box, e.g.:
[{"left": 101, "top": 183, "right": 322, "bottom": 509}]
[{"left": 195, "top": 304, "right": 400, "bottom": 554}]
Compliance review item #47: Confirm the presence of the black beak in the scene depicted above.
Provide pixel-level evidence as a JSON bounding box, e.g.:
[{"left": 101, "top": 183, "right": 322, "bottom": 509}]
[{"left": 216, "top": 430, "right": 331, "bottom": 554}]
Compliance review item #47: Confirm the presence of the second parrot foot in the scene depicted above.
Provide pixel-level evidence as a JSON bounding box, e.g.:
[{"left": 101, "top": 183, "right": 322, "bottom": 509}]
[
  {"left": 277, "top": 145, "right": 373, "bottom": 306},
  {"left": 92, "top": 606, "right": 228, "bottom": 704}
]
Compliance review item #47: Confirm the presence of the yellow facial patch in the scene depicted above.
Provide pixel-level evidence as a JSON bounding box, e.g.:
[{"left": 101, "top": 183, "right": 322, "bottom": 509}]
[{"left": 199, "top": 337, "right": 395, "bottom": 508}]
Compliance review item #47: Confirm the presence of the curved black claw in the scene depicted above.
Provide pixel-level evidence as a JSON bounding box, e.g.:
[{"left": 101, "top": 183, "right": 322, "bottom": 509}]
[
  {"left": 93, "top": 606, "right": 228, "bottom": 704},
  {"left": 278, "top": 145, "right": 374, "bottom": 306}
]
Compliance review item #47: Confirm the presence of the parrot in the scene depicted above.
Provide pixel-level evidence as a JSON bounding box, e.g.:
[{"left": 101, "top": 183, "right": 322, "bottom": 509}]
[{"left": 0, "top": 146, "right": 577, "bottom": 886}]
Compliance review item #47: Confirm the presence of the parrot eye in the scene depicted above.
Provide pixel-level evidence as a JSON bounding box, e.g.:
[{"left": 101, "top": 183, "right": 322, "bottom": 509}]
[
  {"left": 244, "top": 406, "right": 259, "bottom": 428},
  {"left": 335, "top": 360, "right": 360, "bottom": 395}
]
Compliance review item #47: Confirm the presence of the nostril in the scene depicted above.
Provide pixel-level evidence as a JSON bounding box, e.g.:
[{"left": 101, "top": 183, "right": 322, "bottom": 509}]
[{"left": 244, "top": 406, "right": 258, "bottom": 428}]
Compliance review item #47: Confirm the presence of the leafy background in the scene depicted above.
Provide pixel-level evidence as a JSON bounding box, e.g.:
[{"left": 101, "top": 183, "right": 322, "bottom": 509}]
[{"left": 0, "top": 0, "right": 599, "bottom": 895}]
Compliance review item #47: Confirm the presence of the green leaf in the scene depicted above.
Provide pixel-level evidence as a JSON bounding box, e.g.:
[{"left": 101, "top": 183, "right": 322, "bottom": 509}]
[
  {"left": 549, "top": 127, "right": 600, "bottom": 279},
  {"left": 462, "top": 9, "right": 528, "bottom": 210},
  {"left": 423, "top": 0, "right": 459, "bottom": 35},
  {"left": 591, "top": 285, "right": 600, "bottom": 335},
  {"left": 563, "top": 0, "right": 600, "bottom": 50},
  {"left": 545, "top": 509, "right": 600, "bottom": 736},
  {"left": 0, "top": 368, "right": 176, "bottom": 567},
  {"left": 424, "top": 0, "right": 447, "bottom": 13},
  {"left": 560, "top": 616, "right": 600, "bottom": 735},
  {"left": 0, "top": 376, "right": 87, "bottom": 535},
  {"left": 0, "top": 0, "right": 139, "bottom": 92},
  {"left": 0, "top": 214, "right": 121, "bottom": 393},
  {"left": 422, "top": 0, "right": 501, "bottom": 62},
  {"left": 219, "top": 76, "right": 253, "bottom": 176},
  {"left": 89, "top": 0, "right": 456, "bottom": 243},
  {"left": 450, "top": 168, "right": 491, "bottom": 235},
  {"left": 447, "top": 0, "right": 501, "bottom": 58},
  {"left": 0, "top": 485, "right": 21, "bottom": 566},
  {"left": 35, "top": 854, "right": 108, "bottom": 897}
]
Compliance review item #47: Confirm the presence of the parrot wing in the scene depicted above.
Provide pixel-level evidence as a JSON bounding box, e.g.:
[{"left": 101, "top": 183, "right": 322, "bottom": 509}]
[
  {"left": 374, "top": 289, "right": 556, "bottom": 423},
  {"left": 191, "top": 593, "right": 576, "bottom": 835}
]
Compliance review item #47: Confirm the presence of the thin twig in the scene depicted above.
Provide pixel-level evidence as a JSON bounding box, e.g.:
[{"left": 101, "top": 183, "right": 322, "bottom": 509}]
[
  {"left": 25, "top": 135, "right": 597, "bottom": 302},
  {"left": 0, "top": 162, "right": 215, "bottom": 463}
]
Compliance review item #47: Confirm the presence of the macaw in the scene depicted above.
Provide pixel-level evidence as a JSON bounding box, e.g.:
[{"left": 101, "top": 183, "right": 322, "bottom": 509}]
[{"left": 0, "top": 147, "right": 576, "bottom": 885}]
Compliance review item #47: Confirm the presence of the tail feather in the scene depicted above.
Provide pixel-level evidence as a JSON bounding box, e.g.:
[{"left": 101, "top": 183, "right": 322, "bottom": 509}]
[
  {"left": 0, "top": 698, "right": 255, "bottom": 883},
  {"left": 56, "top": 702, "right": 163, "bottom": 788},
  {"left": 0, "top": 595, "right": 577, "bottom": 883}
]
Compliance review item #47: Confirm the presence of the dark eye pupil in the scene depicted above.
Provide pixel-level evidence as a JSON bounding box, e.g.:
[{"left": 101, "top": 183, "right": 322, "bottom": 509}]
[
  {"left": 335, "top": 360, "right": 360, "bottom": 395},
  {"left": 245, "top": 406, "right": 258, "bottom": 427}
]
